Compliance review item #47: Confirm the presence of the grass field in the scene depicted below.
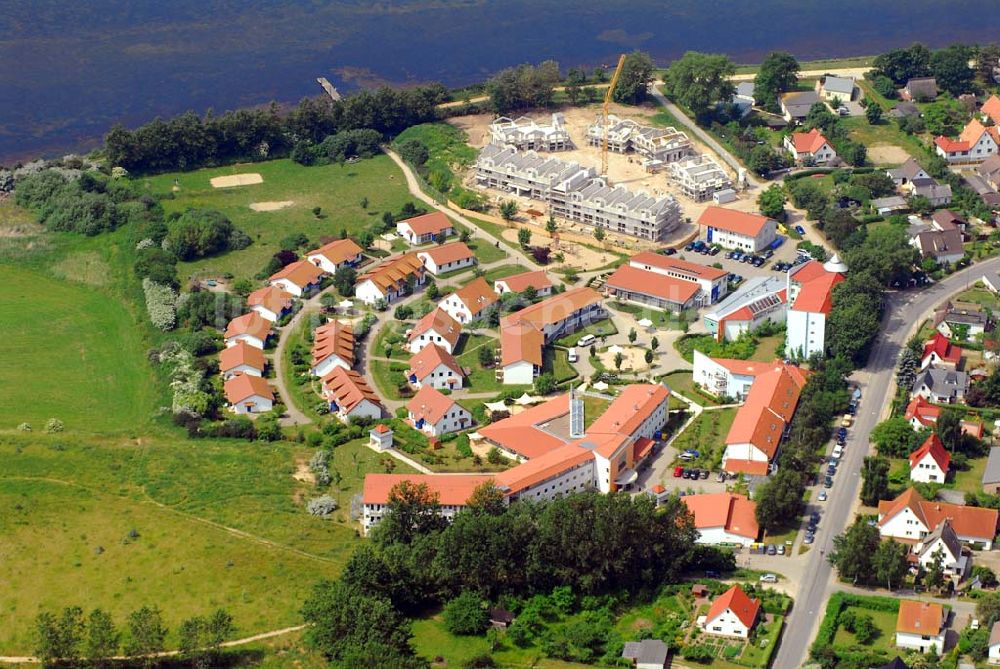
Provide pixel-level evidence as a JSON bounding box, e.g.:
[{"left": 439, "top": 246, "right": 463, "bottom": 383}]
[
  {"left": 140, "top": 156, "right": 423, "bottom": 283},
  {"left": 0, "top": 265, "right": 158, "bottom": 433},
  {"left": 831, "top": 607, "right": 896, "bottom": 652},
  {"left": 660, "top": 371, "right": 723, "bottom": 406},
  {"left": 671, "top": 408, "right": 738, "bottom": 470},
  {"left": 0, "top": 433, "right": 409, "bottom": 653}
]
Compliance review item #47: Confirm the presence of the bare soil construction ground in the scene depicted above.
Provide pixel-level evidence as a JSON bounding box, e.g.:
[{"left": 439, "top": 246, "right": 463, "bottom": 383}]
[
  {"left": 866, "top": 144, "right": 911, "bottom": 165},
  {"left": 210, "top": 173, "right": 263, "bottom": 188},
  {"left": 250, "top": 200, "right": 294, "bottom": 211}
]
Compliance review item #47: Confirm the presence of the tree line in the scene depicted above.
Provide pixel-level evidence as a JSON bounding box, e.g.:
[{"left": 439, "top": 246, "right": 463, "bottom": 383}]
[{"left": 300, "top": 483, "right": 725, "bottom": 667}]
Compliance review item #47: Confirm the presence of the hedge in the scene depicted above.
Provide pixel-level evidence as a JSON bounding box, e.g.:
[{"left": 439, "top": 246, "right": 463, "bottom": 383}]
[{"left": 812, "top": 592, "right": 901, "bottom": 653}]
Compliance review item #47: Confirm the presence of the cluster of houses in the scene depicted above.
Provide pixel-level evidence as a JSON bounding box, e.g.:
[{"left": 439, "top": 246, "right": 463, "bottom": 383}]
[
  {"left": 585, "top": 114, "right": 694, "bottom": 169},
  {"left": 910, "top": 332, "right": 970, "bottom": 405},
  {"left": 873, "top": 157, "right": 953, "bottom": 219},
  {"left": 935, "top": 94, "right": 1000, "bottom": 164}
]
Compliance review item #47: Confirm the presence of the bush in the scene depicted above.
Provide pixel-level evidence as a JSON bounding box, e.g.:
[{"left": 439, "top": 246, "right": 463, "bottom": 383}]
[
  {"left": 142, "top": 278, "right": 178, "bottom": 331},
  {"left": 17, "top": 422, "right": 31, "bottom": 432},
  {"left": 681, "top": 644, "right": 714, "bottom": 663},
  {"left": 44, "top": 418, "right": 64, "bottom": 434},
  {"left": 854, "top": 614, "right": 878, "bottom": 644},
  {"left": 307, "top": 496, "right": 339, "bottom": 516},
  {"left": 164, "top": 209, "right": 250, "bottom": 260},
  {"left": 442, "top": 591, "right": 489, "bottom": 636}
]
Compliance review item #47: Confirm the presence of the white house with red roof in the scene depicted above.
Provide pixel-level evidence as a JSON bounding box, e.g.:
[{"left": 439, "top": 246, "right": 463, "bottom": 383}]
[
  {"left": 702, "top": 586, "right": 760, "bottom": 638},
  {"left": 494, "top": 270, "right": 554, "bottom": 298},
  {"left": 247, "top": 286, "right": 295, "bottom": 323},
  {"left": 921, "top": 332, "right": 963, "bottom": 370},
  {"left": 354, "top": 253, "right": 426, "bottom": 305},
  {"left": 909, "top": 433, "right": 951, "bottom": 483},
  {"left": 935, "top": 118, "right": 1000, "bottom": 163},
  {"left": 224, "top": 312, "right": 271, "bottom": 350},
  {"left": 626, "top": 252, "right": 729, "bottom": 304},
  {"left": 698, "top": 206, "right": 777, "bottom": 253},
  {"left": 268, "top": 260, "right": 325, "bottom": 297},
  {"left": 407, "top": 307, "right": 462, "bottom": 354},
  {"left": 224, "top": 374, "right": 274, "bottom": 414},
  {"left": 878, "top": 488, "right": 998, "bottom": 548},
  {"left": 396, "top": 211, "right": 455, "bottom": 245},
  {"left": 361, "top": 473, "right": 491, "bottom": 534},
  {"left": 605, "top": 263, "right": 701, "bottom": 313},
  {"left": 681, "top": 493, "right": 759, "bottom": 545},
  {"left": 219, "top": 341, "right": 266, "bottom": 380},
  {"left": 500, "top": 322, "right": 544, "bottom": 385},
  {"left": 904, "top": 397, "right": 941, "bottom": 430},
  {"left": 310, "top": 320, "right": 355, "bottom": 378},
  {"left": 785, "top": 254, "right": 848, "bottom": 359},
  {"left": 416, "top": 241, "right": 477, "bottom": 276},
  {"left": 703, "top": 276, "right": 787, "bottom": 342},
  {"left": 407, "top": 385, "right": 472, "bottom": 436},
  {"left": 406, "top": 344, "right": 464, "bottom": 391},
  {"left": 896, "top": 600, "right": 946, "bottom": 653},
  {"left": 784, "top": 128, "right": 837, "bottom": 165},
  {"left": 322, "top": 367, "right": 383, "bottom": 422},
  {"left": 441, "top": 277, "right": 499, "bottom": 323},
  {"left": 305, "top": 238, "right": 363, "bottom": 274}
]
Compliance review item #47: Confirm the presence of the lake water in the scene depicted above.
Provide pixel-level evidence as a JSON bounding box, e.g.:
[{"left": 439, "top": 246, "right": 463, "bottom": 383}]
[{"left": 2, "top": 0, "right": 1000, "bottom": 163}]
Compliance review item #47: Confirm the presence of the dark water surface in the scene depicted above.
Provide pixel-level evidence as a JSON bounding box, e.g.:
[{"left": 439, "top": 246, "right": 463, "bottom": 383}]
[{"left": 2, "top": 0, "right": 999, "bottom": 163}]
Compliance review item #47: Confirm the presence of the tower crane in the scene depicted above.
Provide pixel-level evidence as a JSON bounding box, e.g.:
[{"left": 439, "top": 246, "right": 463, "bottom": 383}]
[{"left": 601, "top": 54, "right": 627, "bottom": 177}]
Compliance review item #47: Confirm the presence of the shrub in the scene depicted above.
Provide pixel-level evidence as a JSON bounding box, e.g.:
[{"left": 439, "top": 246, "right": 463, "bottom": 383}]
[
  {"left": 681, "top": 644, "right": 714, "bottom": 663},
  {"left": 854, "top": 614, "right": 878, "bottom": 644},
  {"left": 142, "top": 278, "right": 177, "bottom": 331},
  {"left": 443, "top": 591, "right": 489, "bottom": 636},
  {"left": 44, "top": 418, "right": 64, "bottom": 434},
  {"left": 17, "top": 422, "right": 31, "bottom": 432},
  {"left": 307, "top": 496, "right": 339, "bottom": 516}
]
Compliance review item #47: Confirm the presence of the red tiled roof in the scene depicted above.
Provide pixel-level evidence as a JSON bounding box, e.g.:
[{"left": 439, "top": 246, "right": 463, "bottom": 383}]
[
  {"left": 407, "top": 343, "right": 463, "bottom": 381},
  {"left": 224, "top": 312, "right": 271, "bottom": 341},
  {"left": 268, "top": 260, "right": 324, "bottom": 289},
  {"left": 878, "top": 488, "right": 998, "bottom": 541},
  {"left": 224, "top": 374, "right": 274, "bottom": 403},
  {"left": 922, "top": 332, "right": 963, "bottom": 365},
  {"left": 478, "top": 394, "right": 570, "bottom": 459},
  {"left": 362, "top": 473, "right": 491, "bottom": 506},
  {"left": 726, "top": 365, "right": 808, "bottom": 458},
  {"left": 588, "top": 384, "right": 671, "bottom": 446},
  {"left": 905, "top": 396, "right": 941, "bottom": 427},
  {"left": 407, "top": 385, "right": 462, "bottom": 424},
  {"left": 493, "top": 443, "right": 595, "bottom": 494},
  {"left": 723, "top": 459, "right": 770, "bottom": 476},
  {"left": 247, "top": 286, "right": 294, "bottom": 315},
  {"left": 962, "top": 420, "right": 985, "bottom": 440},
  {"left": 408, "top": 307, "right": 462, "bottom": 349},
  {"left": 935, "top": 136, "right": 970, "bottom": 153},
  {"left": 606, "top": 265, "right": 700, "bottom": 305},
  {"left": 496, "top": 270, "right": 554, "bottom": 293},
  {"left": 500, "top": 287, "right": 602, "bottom": 330},
  {"left": 322, "top": 367, "right": 382, "bottom": 413},
  {"left": 418, "top": 241, "right": 475, "bottom": 267},
  {"left": 896, "top": 600, "right": 943, "bottom": 636},
  {"left": 908, "top": 433, "right": 951, "bottom": 472},
  {"left": 681, "top": 493, "right": 759, "bottom": 541},
  {"left": 306, "top": 238, "right": 363, "bottom": 266},
  {"left": 628, "top": 251, "right": 729, "bottom": 280},
  {"left": 312, "top": 320, "right": 355, "bottom": 367},
  {"left": 501, "top": 322, "right": 544, "bottom": 367},
  {"left": 706, "top": 586, "right": 760, "bottom": 629},
  {"left": 398, "top": 211, "right": 454, "bottom": 236},
  {"left": 698, "top": 206, "right": 772, "bottom": 238},
  {"left": 358, "top": 253, "right": 425, "bottom": 293},
  {"left": 789, "top": 128, "right": 830, "bottom": 155},
  {"left": 453, "top": 277, "right": 499, "bottom": 315},
  {"left": 219, "top": 341, "right": 266, "bottom": 373},
  {"left": 984, "top": 95, "right": 1000, "bottom": 125},
  {"left": 790, "top": 269, "right": 844, "bottom": 314}
]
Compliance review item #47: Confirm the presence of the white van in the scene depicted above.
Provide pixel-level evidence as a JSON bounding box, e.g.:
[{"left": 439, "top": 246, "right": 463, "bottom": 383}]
[
  {"left": 578, "top": 334, "right": 596, "bottom": 347},
  {"left": 567, "top": 347, "right": 578, "bottom": 362}
]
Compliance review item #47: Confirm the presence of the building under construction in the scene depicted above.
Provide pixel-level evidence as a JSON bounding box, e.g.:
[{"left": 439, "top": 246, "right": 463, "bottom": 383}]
[
  {"left": 475, "top": 144, "right": 682, "bottom": 241},
  {"left": 669, "top": 154, "right": 733, "bottom": 202},
  {"left": 489, "top": 113, "right": 572, "bottom": 152},
  {"left": 586, "top": 115, "right": 693, "bottom": 171}
]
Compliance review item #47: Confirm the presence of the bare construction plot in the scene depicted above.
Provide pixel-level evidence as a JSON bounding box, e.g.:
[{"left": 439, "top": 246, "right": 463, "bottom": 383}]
[{"left": 210, "top": 173, "right": 263, "bottom": 188}]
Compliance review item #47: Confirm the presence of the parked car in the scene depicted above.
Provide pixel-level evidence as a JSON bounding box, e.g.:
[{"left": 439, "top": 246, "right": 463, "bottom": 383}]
[
  {"left": 766, "top": 545, "right": 777, "bottom": 555},
  {"left": 709, "top": 247, "right": 720, "bottom": 256},
  {"left": 832, "top": 445, "right": 844, "bottom": 459},
  {"left": 759, "top": 573, "right": 778, "bottom": 583},
  {"left": 716, "top": 471, "right": 726, "bottom": 483},
  {"left": 795, "top": 225, "right": 806, "bottom": 235},
  {"left": 664, "top": 247, "right": 678, "bottom": 256},
  {"left": 699, "top": 469, "right": 709, "bottom": 479},
  {"left": 679, "top": 450, "right": 699, "bottom": 460},
  {"left": 824, "top": 476, "right": 834, "bottom": 488},
  {"left": 804, "top": 533, "right": 814, "bottom": 544},
  {"left": 752, "top": 257, "right": 765, "bottom": 267},
  {"left": 837, "top": 427, "right": 847, "bottom": 438},
  {"left": 827, "top": 465, "right": 837, "bottom": 477},
  {"left": 818, "top": 490, "right": 828, "bottom": 501},
  {"left": 777, "top": 544, "right": 786, "bottom": 555},
  {"left": 841, "top": 415, "right": 854, "bottom": 428},
  {"left": 810, "top": 511, "right": 820, "bottom": 523},
  {"left": 673, "top": 466, "right": 684, "bottom": 478}
]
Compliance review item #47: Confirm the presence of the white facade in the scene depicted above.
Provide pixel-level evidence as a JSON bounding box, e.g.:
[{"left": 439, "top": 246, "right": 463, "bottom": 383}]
[
  {"left": 270, "top": 277, "right": 309, "bottom": 298},
  {"left": 704, "top": 609, "right": 752, "bottom": 639},
  {"left": 334, "top": 399, "right": 382, "bottom": 424},
  {"left": 507, "top": 460, "right": 596, "bottom": 503},
  {"left": 225, "top": 333, "right": 265, "bottom": 350},
  {"left": 222, "top": 364, "right": 262, "bottom": 380},
  {"left": 311, "top": 354, "right": 351, "bottom": 379},
  {"left": 896, "top": 631, "right": 946, "bottom": 655},
  {"left": 417, "top": 251, "right": 476, "bottom": 276},
  {"left": 502, "top": 360, "right": 537, "bottom": 386},
  {"left": 230, "top": 394, "right": 273, "bottom": 415},
  {"left": 363, "top": 500, "right": 465, "bottom": 535},
  {"left": 692, "top": 351, "right": 755, "bottom": 399},
  {"left": 396, "top": 221, "right": 454, "bottom": 245},
  {"left": 696, "top": 526, "right": 756, "bottom": 546},
  {"left": 495, "top": 280, "right": 553, "bottom": 298},
  {"left": 408, "top": 330, "right": 457, "bottom": 355},
  {"left": 440, "top": 294, "right": 482, "bottom": 324},
  {"left": 411, "top": 404, "right": 472, "bottom": 437},
  {"left": 785, "top": 309, "right": 827, "bottom": 359},
  {"left": 306, "top": 250, "right": 362, "bottom": 274},
  {"left": 354, "top": 279, "right": 385, "bottom": 305},
  {"left": 249, "top": 304, "right": 283, "bottom": 323},
  {"left": 910, "top": 451, "right": 948, "bottom": 483},
  {"left": 990, "top": 641, "right": 1000, "bottom": 665},
  {"left": 706, "top": 221, "right": 777, "bottom": 253},
  {"left": 879, "top": 505, "right": 930, "bottom": 542},
  {"left": 410, "top": 362, "right": 462, "bottom": 391}
]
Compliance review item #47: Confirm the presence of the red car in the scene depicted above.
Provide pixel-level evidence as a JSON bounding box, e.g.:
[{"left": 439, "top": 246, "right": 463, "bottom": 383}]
[{"left": 673, "top": 466, "right": 684, "bottom": 478}]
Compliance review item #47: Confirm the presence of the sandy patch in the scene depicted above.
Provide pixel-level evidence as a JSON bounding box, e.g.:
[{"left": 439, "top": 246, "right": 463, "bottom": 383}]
[
  {"left": 867, "top": 144, "right": 911, "bottom": 166},
  {"left": 250, "top": 200, "right": 294, "bottom": 212},
  {"left": 598, "top": 345, "right": 651, "bottom": 373},
  {"left": 210, "top": 173, "right": 263, "bottom": 188},
  {"left": 500, "top": 228, "right": 614, "bottom": 270},
  {"left": 293, "top": 460, "right": 315, "bottom": 484}
]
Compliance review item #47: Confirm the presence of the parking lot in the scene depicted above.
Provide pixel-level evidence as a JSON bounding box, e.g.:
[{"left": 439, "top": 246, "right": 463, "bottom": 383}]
[{"left": 674, "top": 233, "right": 813, "bottom": 288}]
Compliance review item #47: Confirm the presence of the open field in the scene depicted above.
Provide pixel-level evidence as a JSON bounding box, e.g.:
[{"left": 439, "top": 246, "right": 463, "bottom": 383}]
[
  {"left": 670, "top": 407, "right": 738, "bottom": 470},
  {"left": 140, "top": 157, "right": 423, "bottom": 283},
  {"left": 0, "top": 433, "right": 410, "bottom": 654},
  {"left": 0, "top": 265, "right": 158, "bottom": 433}
]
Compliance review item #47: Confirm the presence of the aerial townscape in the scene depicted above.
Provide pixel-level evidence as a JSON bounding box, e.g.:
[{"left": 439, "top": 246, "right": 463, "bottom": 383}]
[{"left": 18, "top": 20, "right": 1000, "bottom": 669}]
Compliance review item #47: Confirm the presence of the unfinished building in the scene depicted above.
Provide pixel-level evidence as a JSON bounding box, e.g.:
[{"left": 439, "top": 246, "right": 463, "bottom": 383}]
[
  {"left": 669, "top": 155, "right": 733, "bottom": 202},
  {"left": 489, "top": 113, "right": 572, "bottom": 152},
  {"left": 475, "top": 144, "right": 682, "bottom": 241},
  {"left": 585, "top": 115, "right": 693, "bottom": 170}
]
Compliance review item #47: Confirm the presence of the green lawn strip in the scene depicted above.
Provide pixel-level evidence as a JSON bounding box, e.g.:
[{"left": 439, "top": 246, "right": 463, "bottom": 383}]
[
  {"left": 467, "top": 238, "right": 508, "bottom": 264},
  {"left": 660, "top": 371, "right": 723, "bottom": 406},
  {"left": 482, "top": 263, "right": 530, "bottom": 282},
  {"left": 750, "top": 333, "right": 786, "bottom": 362},
  {"left": 280, "top": 316, "right": 327, "bottom": 419},
  {"left": 370, "top": 359, "right": 411, "bottom": 401},
  {"left": 831, "top": 607, "right": 897, "bottom": 653},
  {"left": 455, "top": 334, "right": 505, "bottom": 391},
  {"left": 953, "top": 287, "right": 1000, "bottom": 309},
  {"left": 141, "top": 156, "right": 422, "bottom": 284},
  {"left": 731, "top": 55, "right": 874, "bottom": 76},
  {"left": 606, "top": 300, "right": 695, "bottom": 331},
  {"left": 840, "top": 116, "right": 927, "bottom": 164},
  {"left": 393, "top": 122, "right": 484, "bottom": 208},
  {"left": 581, "top": 396, "right": 611, "bottom": 428},
  {"left": 552, "top": 318, "right": 618, "bottom": 347},
  {"left": 372, "top": 320, "right": 412, "bottom": 361},
  {"left": 543, "top": 347, "right": 578, "bottom": 384},
  {"left": 670, "top": 407, "right": 738, "bottom": 470},
  {"left": 674, "top": 332, "right": 758, "bottom": 364},
  {"left": 463, "top": 215, "right": 533, "bottom": 258}
]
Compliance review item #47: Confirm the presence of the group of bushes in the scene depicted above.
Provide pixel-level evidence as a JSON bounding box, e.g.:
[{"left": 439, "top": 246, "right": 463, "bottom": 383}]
[{"left": 291, "top": 128, "right": 384, "bottom": 166}]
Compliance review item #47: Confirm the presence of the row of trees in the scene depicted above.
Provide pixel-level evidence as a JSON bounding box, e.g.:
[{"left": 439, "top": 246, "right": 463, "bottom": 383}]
[
  {"left": 35, "top": 605, "right": 233, "bottom": 667},
  {"left": 870, "top": 42, "right": 992, "bottom": 97},
  {"left": 301, "top": 483, "right": 715, "bottom": 666},
  {"left": 105, "top": 84, "right": 447, "bottom": 174}
]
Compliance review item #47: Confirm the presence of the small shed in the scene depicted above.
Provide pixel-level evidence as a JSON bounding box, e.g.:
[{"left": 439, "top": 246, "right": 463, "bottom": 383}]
[
  {"left": 622, "top": 639, "right": 669, "bottom": 669},
  {"left": 489, "top": 607, "right": 515, "bottom": 629},
  {"left": 691, "top": 584, "right": 709, "bottom": 598}
]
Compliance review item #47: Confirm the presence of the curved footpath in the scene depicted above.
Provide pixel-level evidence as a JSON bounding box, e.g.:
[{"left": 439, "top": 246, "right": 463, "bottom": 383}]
[{"left": 773, "top": 255, "right": 1000, "bottom": 668}]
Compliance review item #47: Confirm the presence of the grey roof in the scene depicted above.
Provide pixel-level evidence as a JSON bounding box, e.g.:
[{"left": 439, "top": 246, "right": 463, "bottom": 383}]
[
  {"left": 878, "top": 658, "right": 910, "bottom": 669},
  {"left": 943, "top": 309, "right": 987, "bottom": 326},
  {"left": 915, "top": 228, "right": 964, "bottom": 259},
  {"left": 913, "top": 367, "right": 969, "bottom": 397},
  {"left": 978, "top": 154, "right": 1000, "bottom": 183},
  {"left": 931, "top": 209, "right": 965, "bottom": 230},
  {"left": 823, "top": 76, "right": 855, "bottom": 95},
  {"left": 887, "top": 157, "right": 928, "bottom": 181},
  {"left": 990, "top": 620, "right": 1000, "bottom": 646},
  {"left": 905, "top": 77, "right": 939, "bottom": 99},
  {"left": 984, "top": 447, "right": 1000, "bottom": 485},
  {"left": 914, "top": 183, "right": 953, "bottom": 201},
  {"left": 708, "top": 276, "right": 786, "bottom": 318},
  {"left": 781, "top": 91, "right": 821, "bottom": 118},
  {"left": 736, "top": 82, "right": 755, "bottom": 98},
  {"left": 911, "top": 177, "right": 938, "bottom": 189},
  {"left": 890, "top": 101, "right": 921, "bottom": 118},
  {"left": 872, "top": 195, "right": 909, "bottom": 210},
  {"left": 966, "top": 172, "right": 998, "bottom": 196},
  {"left": 917, "top": 518, "right": 961, "bottom": 562},
  {"left": 622, "top": 639, "right": 668, "bottom": 665}
]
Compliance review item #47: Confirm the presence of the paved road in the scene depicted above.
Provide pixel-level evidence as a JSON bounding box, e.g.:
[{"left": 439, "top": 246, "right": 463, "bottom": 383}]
[
  {"left": 730, "top": 66, "right": 872, "bottom": 83},
  {"left": 774, "top": 256, "right": 1000, "bottom": 668}
]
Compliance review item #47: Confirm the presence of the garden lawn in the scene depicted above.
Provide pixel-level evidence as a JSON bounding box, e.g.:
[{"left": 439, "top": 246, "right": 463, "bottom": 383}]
[
  {"left": 455, "top": 334, "right": 507, "bottom": 392},
  {"left": 0, "top": 434, "right": 406, "bottom": 654},
  {"left": 553, "top": 318, "right": 617, "bottom": 347},
  {"left": 140, "top": 156, "right": 423, "bottom": 283},
  {"left": 953, "top": 287, "right": 1000, "bottom": 310},
  {"left": 0, "top": 265, "right": 157, "bottom": 433},
  {"left": 670, "top": 408, "right": 738, "bottom": 470},
  {"left": 831, "top": 607, "right": 897, "bottom": 652},
  {"left": 370, "top": 359, "right": 411, "bottom": 401},
  {"left": 841, "top": 116, "right": 927, "bottom": 165},
  {"left": 674, "top": 333, "right": 757, "bottom": 364},
  {"left": 483, "top": 263, "right": 530, "bottom": 282},
  {"left": 750, "top": 333, "right": 786, "bottom": 362},
  {"left": 582, "top": 396, "right": 611, "bottom": 428},
  {"left": 543, "top": 347, "right": 578, "bottom": 384},
  {"left": 660, "top": 371, "right": 723, "bottom": 406}
]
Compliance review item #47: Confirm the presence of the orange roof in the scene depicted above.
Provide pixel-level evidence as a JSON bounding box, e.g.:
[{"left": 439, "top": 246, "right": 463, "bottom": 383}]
[
  {"left": 709, "top": 358, "right": 785, "bottom": 377},
  {"left": 453, "top": 277, "right": 499, "bottom": 315},
  {"left": 909, "top": 433, "right": 951, "bottom": 472},
  {"left": 418, "top": 241, "right": 475, "bottom": 267},
  {"left": 790, "top": 271, "right": 844, "bottom": 314},
  {"left": 935, "top": 135, "right": 970, "bottom": 153},
  {"left": 984, "top": 95, "right": 1000, "bottom": 124},
  {"left": 682, "top": 493, "right": 759, "bottom": 541},
  {"left": 960, "top": 118, "right": 998, "bottom": 146},
  {"left": 398, "top": 211, "right": 454, "bottom": 236},
  {"left": 606, "top": 265, "right": 701, "bottom": 305},
  {"left": 407, "top": 385, "right": 461, "bottom": 424},
  {"left": 478, "top": 394, "right": 570, "bottom": 458},
  {"left": 224, "top": 312, "right": 271, "bottom": 341},
  {"left": 588, "top": 384, "right": 671, "bottom": 444},
  {"left": 322, "top": 367, "right": 382, "bottom": 413},
  {"left": 247, "top": 286, "right": 295, "bottom": 315},
  {"left": 896, "top": 600, "right": 943, "bottom": 636},
  {"left": 312, "top": 320, "right": 355, "bottom": 367},
  {"left": 922, "top": 332, "right": 962, "bottom": 365},
  {"left": 905, "top": 396, "right": 940, "bottom": 426},
  {"left": 723, "top": 459, "right": 770, "bottom": 476},
  {"left": 706, "top": 586, "right": 760, "bottom": 629},
  {"left": 359, "top": 253, "right": 425, "bottom": 293},
  {"left": 268, "top": 260, "right": 324, "bottom": 289},
  {"left": 629, "top": 251, "right": 729, "bottom": 280},
  {"left": 407, "top": 343, "right": 463, "bottom": 381},
  {"left": 501, "top": 321, "right": 544, "bottom": 367},
  {"left": 408, "top": 307, "right": 462, "bottom": 349},
  {"left": 494, "top": 443, "right": 595, "bottom": 494},
  {"left": 698, "top": 206, "right": 772, "bottom": 238},
  {"left": 306, "top": 238, "right": 363, "bottom": 265},
  {"left": 962, "top": 419, "right": 985, "bottom": 439},
  {"left": 878, "top": 488, "right": 998, "bottom": 541},
  {"left": 362, "top": 473, "right": 491, "bottom": 506},
  {"left": 372, "top": 423, "right": 392, "bottom": 434},
  {"left": 789, "top": 128, "right": 830, "bottom": 154},
  {"left": 725, "top": 364, "right": 808, "bottom": 458},
  {"left": 219, "top": 341, "right": 266, "bottom": 373},
  {"left": 224, "top": 374, "right": 274, "bottom": 403},
  {"left": 501, "top": 287, "right": 602, "bottom": 330},
  {"left": 497, "top": 270, "right": 554, "bottom": 293}
]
